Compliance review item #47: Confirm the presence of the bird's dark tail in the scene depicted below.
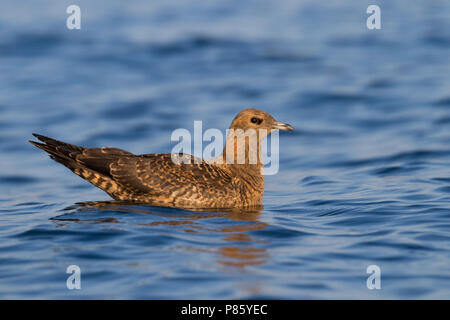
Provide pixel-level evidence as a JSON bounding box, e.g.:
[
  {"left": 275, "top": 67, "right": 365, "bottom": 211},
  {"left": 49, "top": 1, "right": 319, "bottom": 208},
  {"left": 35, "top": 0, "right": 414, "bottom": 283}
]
[
  {"left": 29, "top": 133, "right": 85, "bottom": 167},
  {"left": 29, "top": 133, "right": 126, "bottom": 199}
]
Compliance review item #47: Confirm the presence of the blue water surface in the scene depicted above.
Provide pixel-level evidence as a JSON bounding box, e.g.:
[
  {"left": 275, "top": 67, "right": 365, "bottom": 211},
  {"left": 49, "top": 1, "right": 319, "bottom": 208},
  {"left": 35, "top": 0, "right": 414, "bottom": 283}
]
[{"left": 0, "top": 0, "right": 449, "bottom": 299}]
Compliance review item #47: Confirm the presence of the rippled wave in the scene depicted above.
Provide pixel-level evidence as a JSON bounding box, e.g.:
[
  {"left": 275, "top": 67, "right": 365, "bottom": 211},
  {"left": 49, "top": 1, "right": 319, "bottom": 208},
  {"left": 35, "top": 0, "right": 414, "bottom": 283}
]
[{"left": 0, "top": 0, "right": 449, "bottom": 299}]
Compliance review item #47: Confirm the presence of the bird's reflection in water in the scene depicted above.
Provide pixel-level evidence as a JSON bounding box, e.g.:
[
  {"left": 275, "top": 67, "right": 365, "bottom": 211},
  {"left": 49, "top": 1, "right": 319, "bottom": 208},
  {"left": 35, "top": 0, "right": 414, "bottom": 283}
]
[{"left": 55, "top": 201, "right": 270, "bottom": 269}]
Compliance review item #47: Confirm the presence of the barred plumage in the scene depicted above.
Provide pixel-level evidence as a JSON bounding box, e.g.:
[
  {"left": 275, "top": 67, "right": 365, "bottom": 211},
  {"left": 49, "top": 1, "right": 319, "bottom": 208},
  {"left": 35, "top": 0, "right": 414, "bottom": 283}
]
[{"left": 29, "top": 108, "right": 293, "bottom": 209}]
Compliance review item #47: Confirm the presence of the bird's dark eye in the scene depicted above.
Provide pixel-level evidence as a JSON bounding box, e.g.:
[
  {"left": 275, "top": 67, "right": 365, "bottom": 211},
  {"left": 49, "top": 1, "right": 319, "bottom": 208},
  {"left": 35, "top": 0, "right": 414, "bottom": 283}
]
[{"left": 251, "top": 117, "right": 262, "bottom": 124}]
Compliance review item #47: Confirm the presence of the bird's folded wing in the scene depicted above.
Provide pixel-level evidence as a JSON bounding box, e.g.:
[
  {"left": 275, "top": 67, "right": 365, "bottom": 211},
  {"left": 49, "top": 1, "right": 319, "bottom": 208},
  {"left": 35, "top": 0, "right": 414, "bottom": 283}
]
[
  {"left": 74, "top": 147, "right": 134, "bottom": 176},
  {"left": 103, "top": 154, "right": 234, "bottom": 197}
]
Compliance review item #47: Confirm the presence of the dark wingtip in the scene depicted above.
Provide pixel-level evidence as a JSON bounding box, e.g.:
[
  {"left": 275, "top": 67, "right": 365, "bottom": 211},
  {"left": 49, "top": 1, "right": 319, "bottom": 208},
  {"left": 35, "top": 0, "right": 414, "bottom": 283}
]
[
  {"left": 28, "top": 139, "right": 45, "bottom": 148},
  {"left": 29, "top": 133, "right": 44, "bottom": 147},
  {"left": 32, "top": 133, "right": 48, "bottom": 142}
]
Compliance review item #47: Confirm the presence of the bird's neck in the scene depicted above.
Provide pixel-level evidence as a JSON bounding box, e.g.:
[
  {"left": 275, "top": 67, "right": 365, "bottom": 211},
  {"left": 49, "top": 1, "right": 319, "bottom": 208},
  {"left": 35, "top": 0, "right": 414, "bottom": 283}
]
[
  {"left": 220, "top": 128, "right": 266, "bottom": 167},
  {"left": 205, "top": 131, "right": 266, "bottom": 200},
  {"left": 218, "top": 130, "right": 265, "bottom": 168}
]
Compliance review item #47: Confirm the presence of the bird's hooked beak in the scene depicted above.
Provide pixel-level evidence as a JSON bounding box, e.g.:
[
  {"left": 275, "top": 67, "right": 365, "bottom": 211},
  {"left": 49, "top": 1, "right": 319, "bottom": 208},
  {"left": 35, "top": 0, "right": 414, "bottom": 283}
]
[{"left": 272, "top": 120, "right": 294, "bottom": 131}]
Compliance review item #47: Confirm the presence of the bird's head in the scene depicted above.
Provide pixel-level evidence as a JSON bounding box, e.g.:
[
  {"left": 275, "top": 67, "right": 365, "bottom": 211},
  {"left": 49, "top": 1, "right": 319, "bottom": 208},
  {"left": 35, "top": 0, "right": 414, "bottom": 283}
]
[
  {"left": 219, "top": 108, "right": 293, "bottom": 167},
  {"left": 229, "top": 108, "right": 293, "bottom": 137}
]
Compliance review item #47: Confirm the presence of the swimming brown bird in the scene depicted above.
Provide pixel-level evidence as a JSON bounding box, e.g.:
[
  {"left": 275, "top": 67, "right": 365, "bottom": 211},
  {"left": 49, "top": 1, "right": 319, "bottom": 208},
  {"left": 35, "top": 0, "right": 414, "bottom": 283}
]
[{"left": 29, "top": 108, "right": 293, "bottom": 209}]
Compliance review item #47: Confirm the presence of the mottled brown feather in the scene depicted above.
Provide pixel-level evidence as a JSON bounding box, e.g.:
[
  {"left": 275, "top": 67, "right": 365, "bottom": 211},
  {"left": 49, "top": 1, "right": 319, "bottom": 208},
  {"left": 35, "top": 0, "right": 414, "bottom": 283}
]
[{"left": 29, "top": 109, "right": 293, "bottom": 208}]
